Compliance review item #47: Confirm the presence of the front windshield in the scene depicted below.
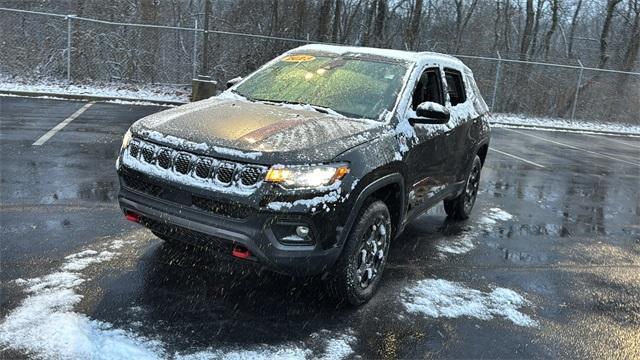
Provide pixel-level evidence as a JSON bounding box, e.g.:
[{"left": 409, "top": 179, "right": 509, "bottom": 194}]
[{"left": 234, "top": 53, "right": 409, "bottom": 120}]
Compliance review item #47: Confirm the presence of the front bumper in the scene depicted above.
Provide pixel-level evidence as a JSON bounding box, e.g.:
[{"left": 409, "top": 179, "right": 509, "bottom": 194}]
[{"left": 117, "top": 167, "right": 350, "bottom": 276}]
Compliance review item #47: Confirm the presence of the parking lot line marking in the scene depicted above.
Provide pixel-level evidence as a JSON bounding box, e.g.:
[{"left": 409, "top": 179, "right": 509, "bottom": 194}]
[
  {"left": 504, "top": 128, "right": 640, "bottom": 167},
  {"left": 489, "top": 148, "right": 546, "bottom": 168},
  {"left": 584, "top": 133, "right": 640, "bottom": 150},
  {"left": 32, "top": 101, "right": 95, "bottom": 146}
]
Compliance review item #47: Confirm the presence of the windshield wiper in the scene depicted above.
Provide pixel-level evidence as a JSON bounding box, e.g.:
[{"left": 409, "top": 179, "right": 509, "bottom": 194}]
[{"left": 256, "top": 99, "right": 346, "bottom": 117}]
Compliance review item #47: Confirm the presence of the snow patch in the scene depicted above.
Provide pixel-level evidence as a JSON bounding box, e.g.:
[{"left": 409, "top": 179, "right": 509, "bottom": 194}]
[
  {"left": 0, "top": 240, "right": 164, "bottom": 359},
  {"left": 267, "top": 190, "right": 343, "bottom": 211},
  {"left": 175, "top": 347, "right": 310, "bottom": 360},
  {"left": 1, "top": 238, "right": 357, "bottom": 359},
  {"left": 492, "top": 113, "right": 640, "bottom": 135},
  {"left": 402, "top": 279, "right": 538, "bottom": 327},
  {"left": 436, "top": 207, "right": 513, "bottom": 257},
  {"left": 0, "top": 74, "right": 189, "bottom": 103}
]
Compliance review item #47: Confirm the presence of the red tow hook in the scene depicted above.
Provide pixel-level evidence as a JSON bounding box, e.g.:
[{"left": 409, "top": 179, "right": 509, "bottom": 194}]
[
  {"left": 232, "top": 244, "right": 251, "bottom": 259},
  {"left": 125, "top": 212, "right": 141, "bottom": 223}
]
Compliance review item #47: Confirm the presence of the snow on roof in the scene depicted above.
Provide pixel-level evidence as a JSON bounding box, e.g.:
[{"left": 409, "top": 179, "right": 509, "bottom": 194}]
[{"left": 292, "top": 44, "right": 466, "bottom": 68}]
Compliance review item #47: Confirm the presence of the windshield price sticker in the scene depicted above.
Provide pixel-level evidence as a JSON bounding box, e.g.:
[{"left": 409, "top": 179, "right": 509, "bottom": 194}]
[{"left": 282, "top": 54, "right": 316, "bottom": 62}]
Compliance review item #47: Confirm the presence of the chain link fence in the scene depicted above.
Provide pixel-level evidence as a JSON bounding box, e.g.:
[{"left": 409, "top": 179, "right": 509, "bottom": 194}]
[{"left": 1, "top": 7, "right": 639, "bottom": 124}]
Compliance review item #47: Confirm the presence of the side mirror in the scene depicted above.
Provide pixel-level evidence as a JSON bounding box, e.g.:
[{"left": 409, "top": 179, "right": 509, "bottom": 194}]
[
  {"left": 226, "top": 76, "right": 243, "bottom": 89},
  {"left": 410, "top": 102, "right": 450, "bottom": 125}
]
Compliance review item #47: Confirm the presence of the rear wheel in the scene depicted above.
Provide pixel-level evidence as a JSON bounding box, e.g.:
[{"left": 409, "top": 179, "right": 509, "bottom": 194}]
[
  {"left": 326, "top": 200, "right": 391, "bottom": 306},
  {"left": 444, "top": 155, "right": 482, "bottom": 220}
]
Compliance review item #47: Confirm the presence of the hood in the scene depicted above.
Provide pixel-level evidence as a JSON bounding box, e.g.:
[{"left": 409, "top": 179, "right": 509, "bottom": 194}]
[{"left": 131, "top": 96, "right": 382, "bottom": 164}]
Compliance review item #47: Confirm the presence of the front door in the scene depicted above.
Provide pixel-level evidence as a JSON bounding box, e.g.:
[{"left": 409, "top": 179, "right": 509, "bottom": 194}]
[{"left": 405, "top": 66, "right": 451, "bottom": 216}]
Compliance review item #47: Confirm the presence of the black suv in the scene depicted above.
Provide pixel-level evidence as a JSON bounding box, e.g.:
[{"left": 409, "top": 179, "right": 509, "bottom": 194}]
[{"left": 117, "top": 44, "right": 491, "bottom": 305}]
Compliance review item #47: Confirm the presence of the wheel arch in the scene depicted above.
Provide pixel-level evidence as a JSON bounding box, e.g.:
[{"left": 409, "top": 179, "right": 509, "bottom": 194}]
[{"left": 337, "top": 173, "right": 405, "bottom": 248}]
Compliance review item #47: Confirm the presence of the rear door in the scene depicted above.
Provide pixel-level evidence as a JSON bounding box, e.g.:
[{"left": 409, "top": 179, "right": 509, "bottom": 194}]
[{"left": 442, "top": 68, "right": 476, "bottom": 184}]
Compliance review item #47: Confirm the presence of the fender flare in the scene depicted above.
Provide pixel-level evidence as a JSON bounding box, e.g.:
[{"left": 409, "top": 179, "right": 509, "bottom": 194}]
[{"left": 337, "top": 173, "right": 405, "bottom": 247}]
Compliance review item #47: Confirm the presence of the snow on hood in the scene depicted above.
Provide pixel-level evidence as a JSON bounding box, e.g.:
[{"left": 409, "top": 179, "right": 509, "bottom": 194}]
[{"left": 131, "top": 96, "right": 381, "bottom": 164}]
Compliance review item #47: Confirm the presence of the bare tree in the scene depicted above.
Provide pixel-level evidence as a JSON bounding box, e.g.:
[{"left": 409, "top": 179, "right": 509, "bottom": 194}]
[
  {"left": 599, "top": 0, "right": 624, "bottom": 68},
  {"left": 406, "top": 0, "right": 423, "bottom": 50},
  {"left": 454, "top": 0, "right": 479, "bottom": 52},
  {"left": 622, "top": 0, "right": 640, "bottom": 71},
  {"left": 520, "top": 0, "right": 535, "bottom": 59},
  {"left": 567, "top": 0, "right": 583, "bottom": 58},
  {"left": 317, "top": 0, "right": 333, "bottom": 41},
  {"left": 331, "top": 0, "right": 341, "bottom": 42},
  {"left": 543, "top": 0, "right": 559, "bottom": 60},
  {"left": 528, "top": 0, "right": 546, "bottom": 57},
  {"left": 372, "top": 0, "right": 387, "bottom": 47}
]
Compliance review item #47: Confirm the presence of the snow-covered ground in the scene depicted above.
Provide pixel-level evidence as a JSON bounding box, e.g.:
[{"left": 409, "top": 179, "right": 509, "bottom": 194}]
[
  {"left": 492, "top": 113, "right": 640, "bottom": 135},
  {"left": 0, "top": 75, "right": 190, "bottom": 103}
]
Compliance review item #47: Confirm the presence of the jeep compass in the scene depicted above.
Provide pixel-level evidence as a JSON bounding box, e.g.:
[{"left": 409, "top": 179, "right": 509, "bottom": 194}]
[{"left": 116, "top": 44, "right": 491, "bottom": 305}]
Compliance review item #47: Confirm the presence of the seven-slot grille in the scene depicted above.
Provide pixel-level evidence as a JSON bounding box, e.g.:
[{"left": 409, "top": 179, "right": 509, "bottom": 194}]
[{"left": 126, "top": 138, "right": 266, "bottom": 187}]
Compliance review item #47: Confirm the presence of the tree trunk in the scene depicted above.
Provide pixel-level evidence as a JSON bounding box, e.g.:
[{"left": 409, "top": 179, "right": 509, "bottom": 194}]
[
  {"left": 519, "top": 0, "right": 535, "bottom": 59},
  {"left": 543, "top": 0, "right": 559, "bottom": 60},
  {"left": 599, "top": 0, "right": 624, "bottom": 68},
  {"left": 568, "top": 0, "right": 583, "bottom": 58},
  {"left": 454, "top": 0, "right": 479, "bottom": 52},
  {"left": 622, "top": 0, "right": 640, "bottom": 71},
  {"left": 372, "top": 0, "right": 387, "bottom": 47},
  {"left": 493, "top": 0, "right": 502, "bottom": 51},
  {"left": 406, "top": 0, "right": 423, "bottom": 50},
  {"left": 528, "top": 0, "right": 545, "bottom": 57},
  {"left": 294, "top": 0, "right": 306, "bottom": 38},
  {"left": 341, "top": 0, "right": 363, "bottom": 44},
  {"left": 317, "top": 0, "right": 333, "bottom": 42},
  {"left": 362, "top": 0, "right": 377, "bottom": 46},
  {"left": 331, "top": 0, "right": 342, "bottom": 42},
  {"left": 502, "top": 0, "right": 511, "bottom": 52}
]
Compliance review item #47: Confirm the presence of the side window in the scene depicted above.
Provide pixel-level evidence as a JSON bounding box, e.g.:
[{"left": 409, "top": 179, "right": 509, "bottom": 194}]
[
  {"left": 411, "top": 68, "right": 444, "bottom": 109},
  {"left": 444, "top": 69, "right": 466, "bottom": 106}
]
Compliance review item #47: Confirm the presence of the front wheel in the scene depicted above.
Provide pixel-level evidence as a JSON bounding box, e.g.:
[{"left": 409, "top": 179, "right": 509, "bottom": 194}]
[
  {"left": 444, "top": 155, "right": 482, "bottom": 220},
  {"left": 326, "top": 200, "right": 391, "bottom": 306}
]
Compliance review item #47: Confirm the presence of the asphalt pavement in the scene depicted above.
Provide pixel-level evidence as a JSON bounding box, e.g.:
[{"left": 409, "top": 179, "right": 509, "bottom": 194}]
[{"left": 1, "top": 95, "right": 639, "bottom": 359}]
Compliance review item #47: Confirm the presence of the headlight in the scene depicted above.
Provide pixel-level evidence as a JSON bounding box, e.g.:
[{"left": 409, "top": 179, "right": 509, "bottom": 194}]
[
  {"left": 265, "top": 163, "right": 349, "bottom": 189},
  {"left": 121, "top": 129, "right": 132, "bottom": 150}
]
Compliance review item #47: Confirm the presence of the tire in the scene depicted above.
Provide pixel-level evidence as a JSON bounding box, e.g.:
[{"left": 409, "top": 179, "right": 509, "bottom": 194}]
[
  {"left": 444, "top": 155, "right": 482, "bottom": 220},
  {"left": 326, "top": 199, "right": 392, "bottom": 306}
]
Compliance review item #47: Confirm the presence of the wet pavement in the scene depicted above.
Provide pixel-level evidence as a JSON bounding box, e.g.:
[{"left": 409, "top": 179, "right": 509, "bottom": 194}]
[{"left": 1, "top": 95, "right": 639, "bottom": 359}]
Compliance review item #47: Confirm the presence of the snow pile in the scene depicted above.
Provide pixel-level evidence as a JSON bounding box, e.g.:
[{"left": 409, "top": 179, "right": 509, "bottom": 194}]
[
  {"left": 0, "top": 74, "right": 189, "bottom": 103},
  {"left": 402, "top": 279, "right": 538, "bottom": 327},
  {"left": 0, "top": 240, "right": 164, "bottom": 360},
  {"left": 492, "top": 113, "right": 640, "bottom": 135},
  {"left": 436, "top": 207, "right": 513, "bottom": 257}
]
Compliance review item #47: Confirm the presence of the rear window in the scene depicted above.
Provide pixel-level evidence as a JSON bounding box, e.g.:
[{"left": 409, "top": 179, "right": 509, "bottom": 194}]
[{"left": 444, "top": 69, "right": 466, "bottom": 106}]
